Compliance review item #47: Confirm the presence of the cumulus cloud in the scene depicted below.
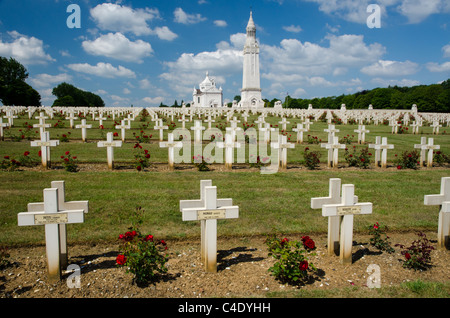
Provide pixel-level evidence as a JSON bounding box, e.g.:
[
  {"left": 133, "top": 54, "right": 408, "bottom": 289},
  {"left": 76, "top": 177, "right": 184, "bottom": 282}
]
[
  {"left": 90, "top": 3, "right": 158, "bottom": 35},
  {"left": 29, "top": 73, "right": 73, "bottom": 88},
  {"left": 0, "top": 31, "right": 54, "bottom": 65},
  {"left": 262, "top": 34, "right": 385, "bottom": 76},
  {"left": 442, "top": 44, "right": 450, "bottom": 58},
  {"left": 283, "top": 25, "right": 302, "bottom": 33},
  {"left": 174, "top": 7, "right": 207, "bottom": 24},
  {"left": 426, "top": 61, "right": 450, "bottom": 72},
  {"left": 90, "top": 3, "right": 177, "bottom": 40},
  {"left": 303, "top": 0, "right": 450, "bottom": 24},
  {"left": 214, "top": 20, "right": 228, "bottom": 27},
  {"left": 66, "top": 62, "right": 136, "bottom": 78},
  {"left": 360, "top": 60, "right": 420, "bottom": 76},
  {"left": 82, "top": 32, "right": 153, "bottom": 63}
]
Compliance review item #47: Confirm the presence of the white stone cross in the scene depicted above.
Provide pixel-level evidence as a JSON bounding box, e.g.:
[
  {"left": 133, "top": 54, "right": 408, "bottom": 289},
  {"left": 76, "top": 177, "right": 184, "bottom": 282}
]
[
  {"left": 431, "top": 121, "right": 442, "bottom": 135},
  {"left": 65, "top": 112, "right": 77, "bottom": 129},
  {"left": 114, "top": 119, "right": 130, "bottom": 142},
  {"left": 4, "top": 111, "right": 17, "bottom": 127},
  {"left": 368, "top": 136, "right": 381, "bottom": 166},
  {"left": 225, "top": 121, "right": 242, "bottom": 142},
  {"left": 33, "top": 112, "right": 51, "bottom": 137},
  {"left": 321, "top": 136, "right": 345, "bottom": 168},
  {"left": 97, "top": 132, "right": 123, "bottom": 169},
  {"left": 178, "top": 114, "right": 189, "bottom": 129},
  {"left": 30, "top": 131, "right": 59, "bottom": 168},
  {"left": 159, "top": 133, "right": 183, "bottom": 170},
  {"left": 390, "top": 120, "right": 401, "bottom": 134},
  {"left": 253, "top": 116, "right": 265, "bottom": 130},
  {"left": 217, "top": 133, "right": 241, "bottom": 170},
  {"left": 0, "top": 117, "right": 9, "bottom": 141},
  {"left": 260, "top": 122, "right": 275, "bottom": 144},
  {"left": 292, "top": 123, "right": 307, "bottom": 143},
  {"left": 271, "top": 134, "right": 295, "bottom": 170},
  {"left": 303, "top": 118, "right": 313, "bottom": 130},
  {"left": 415, "top": 137, "right": 440, "bottom": 167},
  {"left": 181, "top": 185, "right": 238, "bottom": 272},
  {"left": 179, "top": 180, "right": 233, "bottom": 264},
  {"left": 354, "top": 125, "right": 369, "bottom": 144},
  {"left": 204, "top": 115, "right": 215, "bottom": 129},
  {"left": 278, "top": 117, "right": 290, "bottom": 131},
  {"left": 27, "top": 181, "right": 89, "bottom": 268},
  {"left": 424, "top": 177, "right": 450, "bottom": 249},
  {"left": 96, "top": 114, "right": 107, "bottom": 127},
  {"left": 154, "top": 119, "right": 168, "bottom": 141},
  {"left": 17, "top": 187, "right": 85, "bottom": 282},
  {"left": 324, "top": 124, "right": 339, "bottom": 142},
  {"left": 191, "top": 120, "right": 205, "bottom": 143},
  {"left": 369, "top": 137, "right": 393, "bottom": 168},
  {"left": 410, "top": 121, "right": 420, "bottom": 134},
  {"left": 311, "top": 178, "right": 358, "bottom": 256},
  {"left": 75, "top": 119, "right": 92, "bottom": 142},
  {"left": 321, "top": 184, "right": 372, "bottom": 264},
  {"left": 414, "top": 137, "right": 428, "bottom": 167}
]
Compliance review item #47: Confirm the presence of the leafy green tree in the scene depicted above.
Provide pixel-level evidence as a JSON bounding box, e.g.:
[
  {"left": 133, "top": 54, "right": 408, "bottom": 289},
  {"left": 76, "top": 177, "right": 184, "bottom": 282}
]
[
  {"left": 0, "top": 56, "right": 41, "bottom": 106},
  {"left": 52, "top": 82, "right": 104, "bottom": 107}
]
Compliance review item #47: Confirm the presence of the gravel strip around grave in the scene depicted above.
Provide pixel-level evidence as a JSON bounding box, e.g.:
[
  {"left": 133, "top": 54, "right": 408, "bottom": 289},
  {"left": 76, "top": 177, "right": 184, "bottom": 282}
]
[{"left": 1, "top": 231, "right": 449, "bottom": 298}]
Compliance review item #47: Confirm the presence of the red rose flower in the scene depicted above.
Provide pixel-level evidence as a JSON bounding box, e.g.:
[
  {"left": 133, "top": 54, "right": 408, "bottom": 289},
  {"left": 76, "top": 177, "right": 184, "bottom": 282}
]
[
  {"left": 299, "top": 260, "right": 308, "bottom": 271},
  {"left": 116, "top": 254, "right": 127, "bottom": 265},
  {"left": 405, "top": 252, "right": 411, "bottom": 260}
]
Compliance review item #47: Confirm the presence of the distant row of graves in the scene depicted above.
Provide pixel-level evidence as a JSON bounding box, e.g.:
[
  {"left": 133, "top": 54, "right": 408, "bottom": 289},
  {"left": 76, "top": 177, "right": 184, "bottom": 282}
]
[{"left": 1, "top": 105, "right": 449, "bottom": 171}]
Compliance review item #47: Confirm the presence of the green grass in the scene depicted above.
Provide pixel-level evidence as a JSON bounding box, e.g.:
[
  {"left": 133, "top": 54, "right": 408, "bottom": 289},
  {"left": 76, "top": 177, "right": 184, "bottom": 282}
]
[
  {"left": 266, "top": 280, "right": 450, "bottom": 298},
  {"left": 0, "top": 169, "right": 448, "bottom": 245},
  {"left": 1, "top": 113, "right": 449, "bottom": 166}
]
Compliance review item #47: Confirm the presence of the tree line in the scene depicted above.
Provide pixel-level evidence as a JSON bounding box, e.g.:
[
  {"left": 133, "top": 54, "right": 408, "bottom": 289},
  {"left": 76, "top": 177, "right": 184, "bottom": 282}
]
[
  {"left": 0, "top": 57, "right": 104, "bottom": 107},
  {"left": 273, "top": 80, "right": 450, "bottom": 113}
]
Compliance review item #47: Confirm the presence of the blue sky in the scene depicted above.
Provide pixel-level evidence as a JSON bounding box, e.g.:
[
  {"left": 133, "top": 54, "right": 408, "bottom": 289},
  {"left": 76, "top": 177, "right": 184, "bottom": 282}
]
[{"left": 1, "top": 0, "right": 449, "bottom": 107}]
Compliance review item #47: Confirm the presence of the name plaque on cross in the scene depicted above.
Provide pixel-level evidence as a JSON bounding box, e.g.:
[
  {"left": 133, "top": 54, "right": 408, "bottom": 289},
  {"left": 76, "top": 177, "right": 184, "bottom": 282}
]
[
  {"left": 198, "top": 209, "right": 226, "bottom": 220},
  {"left": 34, "top": 141, "right": 52, "bottom": 147},
  {"left": 337, "top": 206, "right": 362, "bottom": 215},
  {"left": 35, "top": 213, "right": 68, "bottom": 225}
]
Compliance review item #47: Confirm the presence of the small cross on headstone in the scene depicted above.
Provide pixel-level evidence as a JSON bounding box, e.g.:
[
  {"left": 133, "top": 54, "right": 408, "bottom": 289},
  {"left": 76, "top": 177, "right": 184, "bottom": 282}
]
[
  {"left": 17, "top": 187, "right": 85, "bottom": 282},
  {"left": 321, "top": 183, "right": 373, "bottom": 264},
  {"left": 30, "top": 131, "right": 59, "bottom": 168},
  {"left": 321, "top": 136, "right": 345, "bottom": 168},
  {"left": 217, "top": 133, "right": 241, "bottom": 170},
  {"left": 424, "top": 177, "right": 450, "bottom": 249},
  {"left": 191, "top": 120, "right": 205, "bottom": 144},
  {"left": 181, "top": 185, "right": 239, "bottom": 272},
  {"left": 159, "top": 133, "right": 183, "bottom": 170},
  {"left": 75, "top": 119, "right": 92, "bottom": 142},
  {"left": 97, "top": 132, "right": 123, "bottom": 169},
  {"left": 27, "top": 181, "right": 89, "bottom": 268},
  {"left": 114, "top": 119, "right": 130, "bottom": 142},
  {"left": 311, "top": 178, "right": 358, "bottom": 256}
]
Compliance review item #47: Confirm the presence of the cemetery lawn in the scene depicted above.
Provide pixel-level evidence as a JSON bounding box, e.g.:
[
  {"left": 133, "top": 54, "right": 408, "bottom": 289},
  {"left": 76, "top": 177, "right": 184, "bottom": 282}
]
[{"left": 1, "top": 168, "right": 449, "bottom": 298}]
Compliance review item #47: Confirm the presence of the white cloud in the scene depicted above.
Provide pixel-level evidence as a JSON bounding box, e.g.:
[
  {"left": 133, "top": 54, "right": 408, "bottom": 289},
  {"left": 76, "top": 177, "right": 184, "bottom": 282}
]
[
  {"left": 360, "top": 60, "right": 420, "bottom": 76},
  {"left": 283, "top": 25, "right": 302, "bottom": 33},
  {"left": 303, "top": 0, "right": 450, "bottom": 25},
  {"left": 142, "top": 96, "right": 164, "bottom": 105},
  {"left": 152, "top": 26, "right": 178, "bottom": 41},
  {"left": 66, "top": 62, "right": 136, "bottom": 78},
  {"left": 371, "top": 78, "right": 421, "bottom": 87},
  {"left": 214, "top": 20, "right": 228, "bottom": 27},
  {"left": 29, "top": 73, "right": 73, "bottom": 88},
  {"left": 174, "top": 7, "right": 207, "bottom": 24},
  {"left": 90, "top": 3, "right": 160, "bottom": 36},
  {"left": 262, "top": 34, "right": 385, "bottom": 76},
  {"left": 426, "top": 61, "right": 450, "bottom": 72},
  {"left": 82, "top": 32, "right": 153, "bottom": 63},
  {"left": 396, "top": 0, "right": 446, "bottom": 23},
  {"left": 442, "top": 44, "right": 450, "bottom": 58},
  {"left": 0, "top": 31, "right": 54, "bottom": 65}
]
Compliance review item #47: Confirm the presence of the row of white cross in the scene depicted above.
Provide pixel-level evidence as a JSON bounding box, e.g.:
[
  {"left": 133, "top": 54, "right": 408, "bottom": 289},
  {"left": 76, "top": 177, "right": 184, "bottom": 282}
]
[{"left": 16, "top": 177, "right": 449, "bottom": 281}]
